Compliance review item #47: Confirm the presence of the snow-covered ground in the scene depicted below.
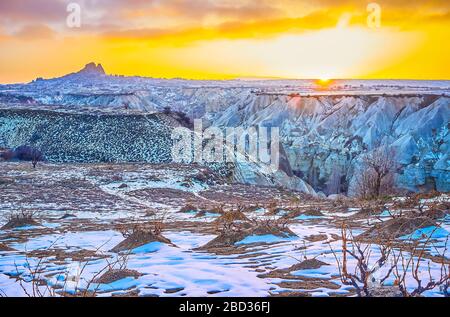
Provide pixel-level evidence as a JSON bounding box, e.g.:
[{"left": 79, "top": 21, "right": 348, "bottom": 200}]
[
  {"left": 1, "top": 213, "right": 448, "bottom": 297},
  {"left": 0, "top": 163, "right": 448, "bottom": 297}
]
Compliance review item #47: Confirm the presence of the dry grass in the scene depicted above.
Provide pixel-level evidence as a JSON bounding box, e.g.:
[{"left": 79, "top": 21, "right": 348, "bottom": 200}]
[{"left": 1, "top": 211, "right": 40, "bottom": 230}]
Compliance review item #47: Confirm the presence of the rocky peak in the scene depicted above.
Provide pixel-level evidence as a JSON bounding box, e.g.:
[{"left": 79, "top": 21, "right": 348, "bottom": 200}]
[{"left": 79, "top": 62, "right": 105, "bottom": 75}]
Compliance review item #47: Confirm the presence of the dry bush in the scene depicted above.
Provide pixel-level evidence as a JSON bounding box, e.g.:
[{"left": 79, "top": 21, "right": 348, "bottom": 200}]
[
  {"left": 392, "top": 235, "right": 449, "bottom": 297},
  {"left": 178, "top": 202, "right": 198, "bottom": 213},
  {"left": 393, "top": 194, "right": 448, "bottom": 219},
  {"left": 1, "top": 210, "right": 40, "bottom": 230},
  {"left": 392, "top": 195, "right": 420, "bottom": 210},
  {"left": 416, "top": 201, "right": 448, "bottom": 219},
  {"left": 392, "top": 194, "right": 430, "bottom": 216},
  {"left": 266, "top": 200, "right": 278, "bottom": 215},
  {"left": 202, "top": 212, "right": 297, "bottom": 250},
  {"left": 1, "top": 146, "right": 43, "bottom": 168},
  {"left": 214, "top": 208, "right": 247, "bottom": 234},
  {"left": 150, "top": 210, "right": 168, "bottom": 236},
  {"left": 111, "top": 210, "right": 174, "bottom": 253},
  {"left": 212, "top": 203, "right": 295, "bottom": 238},
  {"left": 329, "top": 223, "right": 450, "bottom": 297},
  {"left": 354, "top": 200, "right": 396, "bottom": 221},
  {"left": 236, "top": 204, "right": 259, "bottom": 214},
  {"left": 121, "top": 210, "right": 169, "bottom": 238},
  {"left": 247, "top": 217, "right": 296, "bottom": 238},
  {"left": 414, "top": 190, "right": 442, "bottom": 200},
  {"left": 30, "top": 148, "right": 42, "bottom": 168},
  {"left": 330, "top": 195, "right": 351, "bottom": 208},
  {"left": 112, "top": 226, "right": 173, "bottom": 253},
  {"left": 329, "top": 223, "right": 395, "bottom": 297},
  {"left": 13, "top": 244, "right": 60, "bottom": 297},
  {"left": 354, "top": 146, "right": 398, "bottom": 200},
  {"left": 210, "top": 204, "right": 226, "bottom": 214},
  {"left": 8, "top": 237, "right": 133, "bottom": 297}
]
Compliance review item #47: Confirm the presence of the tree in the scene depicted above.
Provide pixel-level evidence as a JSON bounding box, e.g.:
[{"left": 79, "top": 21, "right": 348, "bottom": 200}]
[
  {"left": 354, "top": 146, "right": 397, "bottom": 199},
  {"left": 12, "top": 145, "right": 44, "bottom": 168},
  {"left": 30, "top": 148, "right": 42, "bottom": 168}
]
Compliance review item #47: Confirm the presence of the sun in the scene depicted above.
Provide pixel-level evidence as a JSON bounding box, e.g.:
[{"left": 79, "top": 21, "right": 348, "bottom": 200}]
[{"left": 315, "top": 77, "right": 334, "bottom": 89}]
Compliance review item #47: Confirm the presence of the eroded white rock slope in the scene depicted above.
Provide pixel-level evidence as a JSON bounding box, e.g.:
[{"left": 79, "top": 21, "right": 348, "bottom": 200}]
[{"left": 0, "top": 64, "right": 449, "bottom": 195}]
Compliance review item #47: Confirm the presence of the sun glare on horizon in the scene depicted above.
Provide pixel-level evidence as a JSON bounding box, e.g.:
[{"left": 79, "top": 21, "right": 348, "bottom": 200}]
[
  {"left": 318, "top": 78, "right": 331, "bottom": 84},
  {"left": 314, "top": 78, "right": 334, "bottom": 90}
]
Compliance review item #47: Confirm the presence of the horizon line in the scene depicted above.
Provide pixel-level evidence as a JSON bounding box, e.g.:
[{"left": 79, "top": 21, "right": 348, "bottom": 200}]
[{"left": 1, "top": 63, "right": 450, "bottom": 85}]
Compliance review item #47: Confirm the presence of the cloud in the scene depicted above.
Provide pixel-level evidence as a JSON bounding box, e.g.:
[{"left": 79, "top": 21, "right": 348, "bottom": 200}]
[
  {"left": 312, "top": 0, "right": 450, "bottom": 8},
  {"left": 0, "top": 0, "right": 67, "bottom": 22},
  {"left": 14, "top": 24, "right": 56, "bottom": 40},
  {"left": 102, "top": 10, "right": 339, "bottom": 44},
  {"left": 0, "top": 0, "right": 448, "bottom": 43},
  {"left": 120, "top": 0, "right": 283, "bottom": 21},
  {"left": 0, "top": 27, "right": 10, "bottom": 42},
  {"left": 87, "top": 0, "right": 450, "bottom": 42}
]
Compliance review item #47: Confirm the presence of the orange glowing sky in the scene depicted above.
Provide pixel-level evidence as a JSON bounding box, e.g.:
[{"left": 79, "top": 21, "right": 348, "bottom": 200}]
[{"left": 0, "top": 0, "right": 449, "bottom": 83}]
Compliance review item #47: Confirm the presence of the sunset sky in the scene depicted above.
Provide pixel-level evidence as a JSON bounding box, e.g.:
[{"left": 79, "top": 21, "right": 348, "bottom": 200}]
[{"left": 0, "top": 0, "right": 449, "bottom": 83}]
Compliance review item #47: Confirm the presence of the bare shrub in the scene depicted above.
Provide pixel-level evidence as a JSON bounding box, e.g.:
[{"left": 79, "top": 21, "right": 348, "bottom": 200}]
[
  {"left": 215, "top": 209, "right": 248, "bottom": 227},
  {"left": 248, "top": 217, "right": 297, "bottom": 238},
  {"left": 202, "top": 207, "right": 297, "bottom": 250},
  {"left": 112, "top": 211, "right": 173, "bottom": 252},
  {"left": 329, "top": 223, "right": 395, "bottom": 297},
  {"left": 414, "top": 190, "right": 442, "bottom": 200},
  {"left": 213, "top": 206, "right": 246, "bottom": 234},
  {"left": 1, "top": 211, "right": 40, "bottom": 230},
  {"left": 30, "top": 148, "right": 42, "bottom": 168},
  {"left": 354, "top": 146, "right": 398, "bottom": 199},
  {"left": 392, "top": 235, "right": 449, "bottom": 297},
  {"left": 1, "top": 146, "right": 44, "bottom": 168},
  {"left": 393, "top": 194, "right": 448, "bottom": 219},
  {"left": 266, "top": 200, "right": 278, "bottom": 215},
  {"left": 10, "top": 240, "right": 136, "bottom": 297},
  {"left": 178, "top": 203, "right": 198, "bottom": 213},
  {"left": 329, "top": 223, "right": 450, "bottom": 297},
  {"left": 354, "top": 199, "right": 399, "bottom": 223}
]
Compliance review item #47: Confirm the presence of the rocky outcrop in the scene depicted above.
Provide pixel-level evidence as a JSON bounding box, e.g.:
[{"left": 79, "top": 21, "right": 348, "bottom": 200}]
[
  {"left": 0, "top": 107, "right": 315, "bottom": 194},
  {"left": 80, "top": 62, "right": 105, "bottom": 75},
  {"left": 211, "top": 94, "right": 449, "bottom": 194},
  {"left": 0, "top": 67, "right": 448, "bottom": 194},
  {"left": 0, "top": 108, "right": 175, "bottom": 163}
]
